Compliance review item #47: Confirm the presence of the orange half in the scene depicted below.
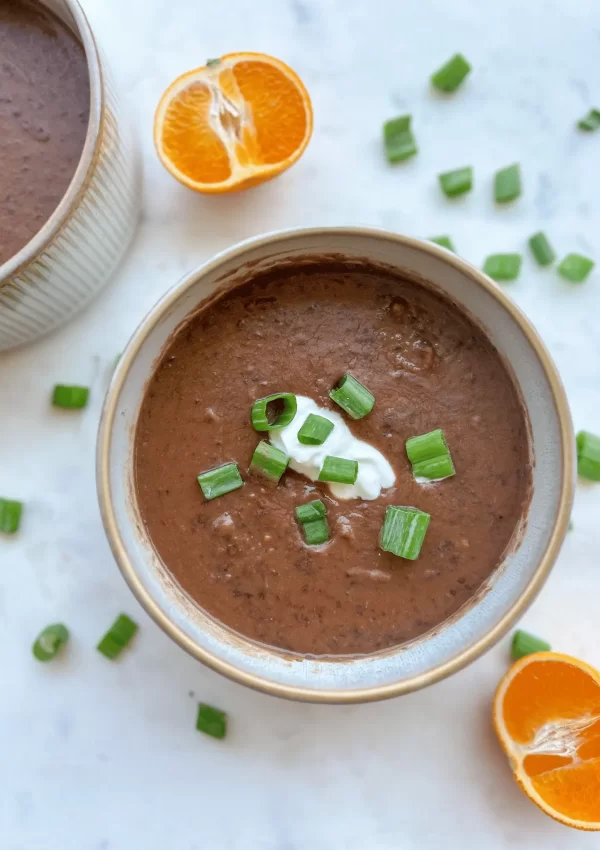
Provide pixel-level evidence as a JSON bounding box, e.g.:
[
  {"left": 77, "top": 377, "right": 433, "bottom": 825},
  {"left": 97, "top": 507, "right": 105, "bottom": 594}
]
[
  {"left": 494, "top": 651, "right": 600, "bottom": 831},
  {"left": 154, "top": 52, "right": 313, "bottom": 193}
]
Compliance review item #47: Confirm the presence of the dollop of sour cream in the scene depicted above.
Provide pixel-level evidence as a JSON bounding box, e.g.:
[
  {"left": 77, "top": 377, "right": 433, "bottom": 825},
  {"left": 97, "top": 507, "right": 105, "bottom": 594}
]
[{"left": 269, "top": 395, "right": 395, "bottom": 500}]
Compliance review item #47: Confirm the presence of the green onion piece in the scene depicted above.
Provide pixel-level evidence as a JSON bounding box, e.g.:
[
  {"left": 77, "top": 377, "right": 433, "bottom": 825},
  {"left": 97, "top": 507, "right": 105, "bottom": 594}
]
[
  {"left": 511, "top": 629, "right": 550, "bottom": 660},
  {"left": 329, "top": 374, "right": 374, "bottom": 419},
  {"left": 52, "top": 385, "right": 89, "bottom": 409},
  {"left": 576, "top": 430, "right": 600, "bottom": 481},
  {"left": 32, "top": 623, "right": 69, "bottom": 662},
  {"left": 206, "top": 58, "right": 221, "bottom": 67},
  {"left": 429, "top": 235, "right": 455, "bottom": 252},
  {"left": 568, "top": 520, "right": 574, "bottom": 532},
  {"left": 577, "top": 109, "right": 600, "bottom": 132},
  {"left": 295, "top": 499, "right": 327, "bottom": 524},
  {"left": 297, "top": 414, "right": 334, "bottom": 446},
  {"left": 483, "top": 253, "right": 522, "bottom": 282},
  {"left": 318, "top": 456, "right": 359, "bottom": 485},
  {"left": 529, "top": 232, "right": 556, "bottom": 267},
  {"left": 383, "top": 114, "right": 418, "bottom": 163},
  {"left": 302, "top": 517, "right": 329, "bottom": 546},
  {"left": 97, "top": 614, "right": 138, "bottom": 660},
  {"left": 0, "top": 498, "right": 23, "bottom": 534},
  {"left": 198, "top": 462, "right": 243, "bottom": 500},
  {"left": 494, "top": 163, "right": 521, "bottom": 203},
  {"left": 196, "top": 703, "right": 227, "bottom": 739},
  {"left": 251, "top": 393, "right": 297, "bottom": 431},
  {"left": 405, "top": 428, "right": 455, "bottom": 481},
  {"left": 250, "top": 441, "right": 289, "bottom": 482},
  {"left": 379, "top": 506, "right": 430, "bottom": 560},
  {"left": 438, "top": 166, "right": 473, "bottom": 198},
  {"left": 557, "top": 253, "right": 594, "bottom": 283},
  {"left": 431, "top": 53, "right": 471, "bottom": 93}
]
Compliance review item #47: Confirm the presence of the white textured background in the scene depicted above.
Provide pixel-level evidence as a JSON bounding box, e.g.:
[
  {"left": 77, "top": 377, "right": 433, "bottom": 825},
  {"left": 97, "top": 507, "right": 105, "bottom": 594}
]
[{"left": 1, "top": 1, "right": 599, "bottom": 848}]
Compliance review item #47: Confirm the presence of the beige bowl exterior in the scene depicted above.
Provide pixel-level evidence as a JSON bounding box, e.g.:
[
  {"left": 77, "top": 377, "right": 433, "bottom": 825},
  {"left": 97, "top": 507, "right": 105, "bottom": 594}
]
[
  {"left": 97, "top": 228, "right": 575, "bottom": 703},
  {"left": 0, "top": 0, "right": 139, "bottom": 351}
]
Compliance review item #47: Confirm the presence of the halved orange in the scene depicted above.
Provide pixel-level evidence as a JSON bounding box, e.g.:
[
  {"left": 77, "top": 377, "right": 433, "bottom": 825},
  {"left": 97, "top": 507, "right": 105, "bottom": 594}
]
[
  {"left": 154, "top": 53, "right": 313, "bottom": 193},
  {"left": 494, "top": 651, "right": 600, "bottom": 830}
]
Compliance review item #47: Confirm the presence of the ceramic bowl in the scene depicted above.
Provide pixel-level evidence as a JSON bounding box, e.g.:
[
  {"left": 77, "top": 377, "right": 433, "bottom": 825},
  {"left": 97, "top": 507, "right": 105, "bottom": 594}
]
[{"left": 97, "top": 227, "right": 574, "bottom": 703}]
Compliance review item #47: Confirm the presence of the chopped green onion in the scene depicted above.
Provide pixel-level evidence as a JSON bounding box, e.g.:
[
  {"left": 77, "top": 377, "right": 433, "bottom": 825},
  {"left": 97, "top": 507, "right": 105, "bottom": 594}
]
[
  {"left": 198, "top": 462, "right": 243, "bottom": 500},
  {"left": 438, "top": 166, "right": 473, "bottom": 198},
  {"left": 329, "top": 374, "right": 374, "bottom": 420},
  {"left": 576, "top": 430, "right": 600, "bottom": 481},
  {"left": 295, "top": 499, "right": 326, "bottom": 524},
  {"left": 97, "top": 614, "right": 138, "bottom": 660},
  {"left": 405, "top": 428, "right": 455, "bottom": 481},
  {"left": 196, "top": 703, "right": 227, "bottom": 739},
  {"left": 301, "top": 517, "right": 329, "bottom": 545},
  {"left": 577, "top": 109, "right": 600, "bottom": 132},
  {"left": 250, "top": 441, "right": 289, "bottom": 482},
  {"left": 568, "top": 520, "right": 574, "bottom": 532},
  {"left": 511, "top": 629, "right": 550, "bottom": 660},
  {"left": 429, "top": 235, "right": 456, "bottom": 252},
  {"left": 383, "top": 114, "right": 418, "bottom": 163},
  {"left": 379, "top": 506, "right": 430, "bottom": 560},
  {"left": 430, "top": 53, "right": 471, "bottom": 93},
  {"left": 52, "top": 385, "right": 89, "bottom": 409},
  {"left": 483, "top": 253, "right": 522, "bottom": 282},
  {"left": 206, "top": 58, "right": 221, "bottom": 68},
  {"left": 297, "top": 414, "right": 334, "bottom": 446},
  {"left": 557, "top": 253, "right": 594, "bottom": 283},
  {"left": 494, "top": 163, "right": 521, "bottom": 203},
  {"left": 32, "top": 623, "right": 69, "bottom": 662},
  {"left": 251, "top": 393, "right": 297, "bottom": 431},
  {"left": 529, "top": 232, "right": 556, "bottom": 267},
  {"left": 0, "top": 498, "right": 23, "bottom": 534},
  {"left": 318, "top": 456, "right": 358, "bottom": 485}
]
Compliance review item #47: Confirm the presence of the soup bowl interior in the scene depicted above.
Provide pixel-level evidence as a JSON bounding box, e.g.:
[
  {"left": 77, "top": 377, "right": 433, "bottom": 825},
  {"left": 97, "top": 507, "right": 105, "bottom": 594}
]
[{"left": 97, "top": 227, "right": 574, "bottom": 703}]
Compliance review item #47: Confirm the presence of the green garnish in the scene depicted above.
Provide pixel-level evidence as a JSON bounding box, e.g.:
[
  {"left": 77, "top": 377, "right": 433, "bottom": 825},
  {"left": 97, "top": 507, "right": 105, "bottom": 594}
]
[
  {"left": 383, "top": 115, "right": 418, "bottom": 163},
  {"left": 511, "top": 629, "right": 550, "bottom": 660},
  {"left": 206, "top": 58, "right": 221, "bottom": 68},
  {"left": 97, "top": 614, "right": 138, "bottom": 660},
  {"left": 0, "top": 498, "right": 23, "bottom": 534},
  {"left": 297, "top": 414, "right": 334, "bottom": 446},
  {"left": 198, "top": 462, "right": 243, "bottom": 500},
  {"left": 557, "top": 253, "right": 594, "bottom": 283},
  {"left": 483, "top": 253, "right": 522, "bottom": 282},
  {"left": 430, "top": 53, "right": 471, "bottom": 93},
  {"left": 429, "top": 235, "right": 456, "bottom": 252},
  {"left": 576, "top": 430, "right": 600, "bottom": 481},
  {"left": 295, "top": 499, "right": 326, "bottom": 524},
  {"left": 318, "top": 456, "right": 358, "bottom": 485},
  {"left": 250, "top": 441, "right": 289, "bottom": 483},
  {"left": 329, "top": 374, "right": 374, "bottom": 420},
  {"left": 32, "top": 624, "right": 69, "bottom": 662},
  {"left": 529, "top": 232, "right": 556, "bottom": 267},
  {"left": 379, "top": 506, "right": 430, "bottom": 560},
  {"left": 406, "top": 429, "right": 455, "bottom": 481},
  {"left": 301, "top": 517, "right": 329, "bottom": 545},
  {"left": 438, "top": 166, "right": 473, "bottom": 198},
  {"left": 577, "top": 109, "right": 600, "bottom": 132},
  {"left": 494, "top": 163, "right": 521, "bottom": 203},
  {"left": 251, "top": 393, "right": 297, "bottom": 431},
  {"left": 52, "top": 385, "right": 89, "bottom": 409},
  {"left": 196, "top": 703, "right": 227, "bottom": 739}
]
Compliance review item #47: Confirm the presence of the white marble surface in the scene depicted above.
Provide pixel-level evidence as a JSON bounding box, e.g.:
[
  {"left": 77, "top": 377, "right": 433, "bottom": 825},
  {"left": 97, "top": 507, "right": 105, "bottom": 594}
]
[{"left": 2, "top": 0, "right": 600, "bottom": 847}]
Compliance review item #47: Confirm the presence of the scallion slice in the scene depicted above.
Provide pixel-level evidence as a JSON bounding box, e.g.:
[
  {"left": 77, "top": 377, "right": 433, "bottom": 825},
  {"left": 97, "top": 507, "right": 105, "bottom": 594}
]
[
  {"left": 97, "top": 614, "right": 138, "bottom": 660},
  {"left": 196, "top": 703, "right": 227, "bottom": 739},
  {"left": 576, "top": 430, "right": 600, "bottom": 481},
  {"left": 511, "top": 629, "right": 550, "bottom": 660},
  {"left": 483, "top": 253, "right": 522, "bottom": 282},
  {"left": 406, "top": 428, "right": 455, "bottom": 481},
  {"left": 379, "top": 506, "right": 430, "bottom": 560},
  {"left": 431, "top": 53, "right": 471, "bottom": 93},
  {"left": 52, "top": 385, "right": 89, "bottom": 409},
  {"left": 429, "top": 235, "right": 456, "bottom": 252},
  {"left": 318, "top": 456, "right": 358, "bottom": 485},
  {"left": 438, "top": 166, "right": 473, "bottom": 198},
  {"left": 329, "top": 374, "right": 374, "bottom": 419},
  {"left": 0, "top": 498, "right": 23, "bottom": 534},
  {"left": 494, "top": 163, "right": 521, "bottom": 203},
  {"left": 383, "top": 115, "right": 418, "bottom": 163},
  {"left": 32, "top": 623, "right": 69, "bottom": 662},
  {"left": 198, "top": 462, "right": 243, "bottom": 500},
  {"left": 529, "top": 232, "right": 556, "bottom": 267},
  {"left": 297, "top": 414, "right": 334, "bottom": 446},
  {"left": 295, "top": 499, "right": 326, "bottom": 524},
  {"left": 206, "top": 58, "right": 221, "bottom": 68},
  {"left": 302, "top": 517, "right": 329, "bottom": 545},
  {"left": 577, "top": 109, "right": 600, "bottom": 132},
  {"left": 251, "top": 393, "right": 297, "bottom": 431},
  {"left": 250, "top": 441, "right": 289, "bottom": 482},
  {"left": 557, "top": 253, "right": 594, "bottom": 283}
]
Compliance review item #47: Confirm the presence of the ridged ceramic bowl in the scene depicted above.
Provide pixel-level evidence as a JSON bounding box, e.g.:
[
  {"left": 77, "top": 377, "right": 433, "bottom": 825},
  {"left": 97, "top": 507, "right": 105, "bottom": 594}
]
[
  {"left": 97, "top": 228, "right": 575, "bottom": 703},
  {"left": 0, "top": 0, "right": 139, "bottom": 351}
]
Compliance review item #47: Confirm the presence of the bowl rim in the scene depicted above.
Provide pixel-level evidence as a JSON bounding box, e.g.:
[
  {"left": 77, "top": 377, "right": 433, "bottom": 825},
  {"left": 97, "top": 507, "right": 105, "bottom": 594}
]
[{"left": 97, "top": 226, "right": 574, "bottom": 703}]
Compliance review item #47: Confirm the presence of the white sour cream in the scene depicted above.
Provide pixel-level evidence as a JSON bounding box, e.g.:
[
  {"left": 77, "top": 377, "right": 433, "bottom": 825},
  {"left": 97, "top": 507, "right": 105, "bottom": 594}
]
[{"left": 269, "top": 395, "right": 395, "bottom": 500}]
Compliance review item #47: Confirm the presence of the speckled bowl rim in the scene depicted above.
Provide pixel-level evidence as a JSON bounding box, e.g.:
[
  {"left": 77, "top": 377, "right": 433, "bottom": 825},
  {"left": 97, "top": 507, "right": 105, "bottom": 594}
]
[{"left": 97, "top": 226, "right": 574, "bottom": 703}]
